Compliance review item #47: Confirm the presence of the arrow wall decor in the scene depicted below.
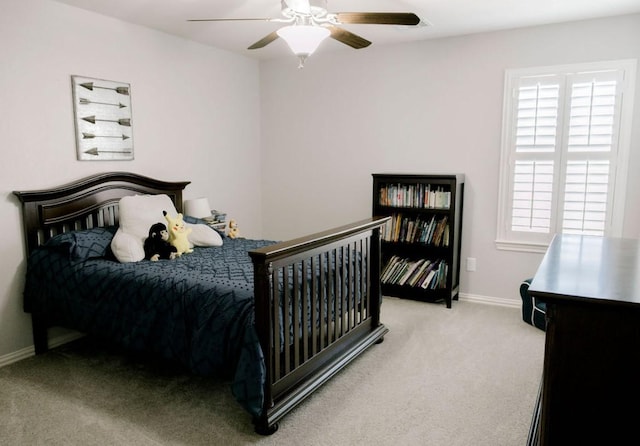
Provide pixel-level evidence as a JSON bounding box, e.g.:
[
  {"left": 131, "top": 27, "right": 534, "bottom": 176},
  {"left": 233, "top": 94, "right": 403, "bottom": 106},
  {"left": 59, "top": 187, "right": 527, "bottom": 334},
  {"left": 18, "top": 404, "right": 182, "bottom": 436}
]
[
  {"left": 71, "top": 75, "right": 134, "bottom": 161},
  {"left": 84, "top": 148, "right": 133, "bottom": 156},
  {"left": 79, "top": 98, "right": 127, "bottom": 108},
  {"left": 81, "top": 116, "right": 131, "bottom": 126},
  {"left": 82, "top": 132, "right": 130, "bottom": 140},
  {"left": 79, "top": 82, "right": 130, "bottom": 95}
]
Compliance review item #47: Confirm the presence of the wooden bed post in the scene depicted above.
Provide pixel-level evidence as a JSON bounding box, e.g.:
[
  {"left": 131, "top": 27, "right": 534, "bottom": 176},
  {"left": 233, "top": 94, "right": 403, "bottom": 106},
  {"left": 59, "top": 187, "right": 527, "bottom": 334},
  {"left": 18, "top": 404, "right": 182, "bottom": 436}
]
[
  {"left": 31, "top": 313, "right": 49, "bottom": 354},
  {"left": 370, "top": 224, "right": 384, "bottom": 333},
  {"left": 252, "top": 258, "right": 278, "bottom": 435}
]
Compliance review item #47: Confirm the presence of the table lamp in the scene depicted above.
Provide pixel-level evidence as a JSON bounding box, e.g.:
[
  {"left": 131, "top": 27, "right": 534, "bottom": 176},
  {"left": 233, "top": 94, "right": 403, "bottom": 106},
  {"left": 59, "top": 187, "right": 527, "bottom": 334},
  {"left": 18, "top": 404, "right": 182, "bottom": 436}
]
[{"left": 184, "top": 197, "right": 212, "bottom": 221}]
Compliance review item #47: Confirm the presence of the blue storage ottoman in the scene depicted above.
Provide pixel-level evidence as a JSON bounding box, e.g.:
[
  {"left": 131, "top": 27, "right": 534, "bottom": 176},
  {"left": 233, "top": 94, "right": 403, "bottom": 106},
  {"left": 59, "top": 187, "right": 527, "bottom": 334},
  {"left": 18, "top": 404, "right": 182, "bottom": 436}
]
[{"left": 520, "top": 278, "right": 546, "bottom": 331}]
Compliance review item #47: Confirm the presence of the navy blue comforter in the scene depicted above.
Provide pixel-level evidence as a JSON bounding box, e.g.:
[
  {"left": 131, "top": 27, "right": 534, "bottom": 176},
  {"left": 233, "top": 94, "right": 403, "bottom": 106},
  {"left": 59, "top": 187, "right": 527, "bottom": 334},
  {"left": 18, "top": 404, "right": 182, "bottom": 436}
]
[{"left": 24, "top": 235, "right": 275, "bottom": 418}]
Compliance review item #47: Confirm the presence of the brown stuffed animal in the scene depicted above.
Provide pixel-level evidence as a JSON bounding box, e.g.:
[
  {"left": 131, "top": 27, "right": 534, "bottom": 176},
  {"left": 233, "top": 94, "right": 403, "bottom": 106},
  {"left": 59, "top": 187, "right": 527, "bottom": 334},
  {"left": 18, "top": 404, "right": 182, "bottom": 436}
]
[{"left": 227, "top": 219, "right": 240, "bottom": 239}]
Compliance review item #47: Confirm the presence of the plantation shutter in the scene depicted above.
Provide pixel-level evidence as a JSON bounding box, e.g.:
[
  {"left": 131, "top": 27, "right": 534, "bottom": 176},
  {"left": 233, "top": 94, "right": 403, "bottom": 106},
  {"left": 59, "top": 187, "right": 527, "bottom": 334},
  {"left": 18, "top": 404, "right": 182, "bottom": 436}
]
[
  {"left": 510, "top": 75, "right": 562, "bottom": 236},
  {"left": 561, "top": 71, "right": 622, "bottom": 235},
  {"left": 507, "top": 69, "right": 625, "bottom": 241}
]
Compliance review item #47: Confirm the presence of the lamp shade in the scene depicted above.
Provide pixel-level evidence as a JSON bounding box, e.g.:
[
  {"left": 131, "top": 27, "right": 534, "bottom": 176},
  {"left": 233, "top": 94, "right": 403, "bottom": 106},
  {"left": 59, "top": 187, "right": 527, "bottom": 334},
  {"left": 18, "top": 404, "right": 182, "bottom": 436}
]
[
  {"left": 183, "top": 197, "right": 211, "bottom": 219},
  {"left": 277, "top": 25, "right": 330, "bottom": 58}
]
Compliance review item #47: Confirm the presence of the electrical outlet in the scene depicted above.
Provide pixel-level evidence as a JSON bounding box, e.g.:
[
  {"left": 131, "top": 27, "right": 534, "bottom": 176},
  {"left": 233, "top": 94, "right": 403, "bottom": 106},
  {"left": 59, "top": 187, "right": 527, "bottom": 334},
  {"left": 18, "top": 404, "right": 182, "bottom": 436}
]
[{"left": 466, "top": 257, "right": 477, "bottom": 272}]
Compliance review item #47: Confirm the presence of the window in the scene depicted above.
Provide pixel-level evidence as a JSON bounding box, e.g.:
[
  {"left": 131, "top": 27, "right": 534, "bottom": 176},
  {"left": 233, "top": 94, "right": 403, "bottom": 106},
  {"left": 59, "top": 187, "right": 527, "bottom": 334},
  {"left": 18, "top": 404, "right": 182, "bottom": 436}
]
[{"left": 497, "top": 60, "right": 636, "bottom": 253}]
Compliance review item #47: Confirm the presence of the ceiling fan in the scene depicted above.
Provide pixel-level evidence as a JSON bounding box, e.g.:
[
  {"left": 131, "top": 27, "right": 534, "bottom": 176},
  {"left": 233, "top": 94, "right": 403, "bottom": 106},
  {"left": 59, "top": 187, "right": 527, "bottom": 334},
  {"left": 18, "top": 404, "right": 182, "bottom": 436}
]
[{"left": 188, "top": 0, "right": 421, "bottom": 67}]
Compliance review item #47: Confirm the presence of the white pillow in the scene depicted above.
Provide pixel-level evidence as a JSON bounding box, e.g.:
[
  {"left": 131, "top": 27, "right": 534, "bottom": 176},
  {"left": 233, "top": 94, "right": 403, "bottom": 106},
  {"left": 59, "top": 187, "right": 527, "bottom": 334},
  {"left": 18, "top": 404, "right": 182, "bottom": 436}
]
[
  {"left": 120, "top": 194, "right": 178, "bottom": 240},
  {"left": 110, "top": 228, "right": 146, "bottom": 263},
  {"left": 187, "top": 223, "right": 223, "bottom": 247},
  {"left": 111, "top": 194, "right": 222, "bottom": 263},
  {"left": 111, "top": 194, "right": 178, "bottom": 263}
]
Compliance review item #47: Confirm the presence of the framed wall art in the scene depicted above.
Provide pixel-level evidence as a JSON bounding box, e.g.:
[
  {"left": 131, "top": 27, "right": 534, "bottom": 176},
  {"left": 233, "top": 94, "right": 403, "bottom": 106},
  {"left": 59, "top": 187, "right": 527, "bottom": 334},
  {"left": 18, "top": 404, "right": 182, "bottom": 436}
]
[{"left": 71, "top": 75, "right": 134, "bottom": 161}]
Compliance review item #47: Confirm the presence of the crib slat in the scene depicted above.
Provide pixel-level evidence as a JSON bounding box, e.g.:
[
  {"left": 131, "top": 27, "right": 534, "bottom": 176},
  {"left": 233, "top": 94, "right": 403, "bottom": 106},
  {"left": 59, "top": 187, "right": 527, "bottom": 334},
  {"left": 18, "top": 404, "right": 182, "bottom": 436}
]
[
  {"left": 293, "top": 262, "right": 300, "bottom": 369},
  {"left": 272, "top": 267, "right": 281, "bottom": 380},
  {"left": 350, "top": 241, "right": 356, "bottom": 331},
  {"left": 359, "top": 239, "right": 365, "bottom": 324},
  {"left": 335, "top": 248, "right": 340, "bottom": 344},
  {"left": 302, "top": 259, "right": 309, "bottom": 362},
  {"left": 311, "top": 256, "right": 318, "bottom": 356},
  {"left": 319, "top": 252, "right": 326, "bottom": 350},
  {"left": 283, "top": 266, "right": 291, "bottom": 375},
  {"left": 368, "top": 240, "right": 371, "bottom": 317},
  {"left": 328, "top": 249, "right": 333, "bottom": 342},
  {"left": 357, "top": 253, "right": 361, "bottom": 324},
  {"left": 348, "top": 243, "right": 353, "bottom": 332},
  {"left": 341, "top": 245, "right": 347, "bottom": 336}
]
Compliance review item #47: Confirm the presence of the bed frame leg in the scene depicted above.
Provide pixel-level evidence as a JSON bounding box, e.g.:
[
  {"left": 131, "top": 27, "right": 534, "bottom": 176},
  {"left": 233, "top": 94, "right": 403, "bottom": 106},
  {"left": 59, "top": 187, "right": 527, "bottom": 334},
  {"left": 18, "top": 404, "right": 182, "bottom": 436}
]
[
  {"left": 253, "top": 417, "right": 278, "bottom": 436},
  {"left": 31, "top": 313, "right": 49, "bottom": 354}
]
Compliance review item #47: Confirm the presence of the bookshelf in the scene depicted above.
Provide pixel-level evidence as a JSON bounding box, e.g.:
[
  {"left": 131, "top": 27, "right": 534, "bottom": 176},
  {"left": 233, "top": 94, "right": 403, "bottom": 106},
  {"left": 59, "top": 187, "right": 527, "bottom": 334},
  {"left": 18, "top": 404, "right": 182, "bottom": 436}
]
[{"left": 372, "top": 173, "right": 464, "bottom": 308}]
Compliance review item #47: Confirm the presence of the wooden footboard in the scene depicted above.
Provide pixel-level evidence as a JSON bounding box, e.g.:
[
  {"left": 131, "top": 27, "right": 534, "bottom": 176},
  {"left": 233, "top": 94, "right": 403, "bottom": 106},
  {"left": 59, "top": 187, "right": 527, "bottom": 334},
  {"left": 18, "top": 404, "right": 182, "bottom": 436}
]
[{"left": 249, "top": 217, "right": 389, "bottom": 434}]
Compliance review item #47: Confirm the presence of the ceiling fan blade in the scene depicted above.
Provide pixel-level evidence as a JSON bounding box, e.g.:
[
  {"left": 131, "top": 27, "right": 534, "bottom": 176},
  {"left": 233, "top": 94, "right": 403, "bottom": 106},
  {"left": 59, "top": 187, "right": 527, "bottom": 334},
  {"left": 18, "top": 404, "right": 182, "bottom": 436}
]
[
  {"left": 334, "top": 12, "right": 420, "bottom": 26},
  {"left": 187, "top": 18, "right": 274, "bottom": 22},
  {"left": 326, "top": 25, "right": 371, "bottom": 49},
  {"left": 247, "top": 31, "right": 280, "bottom": 50}
]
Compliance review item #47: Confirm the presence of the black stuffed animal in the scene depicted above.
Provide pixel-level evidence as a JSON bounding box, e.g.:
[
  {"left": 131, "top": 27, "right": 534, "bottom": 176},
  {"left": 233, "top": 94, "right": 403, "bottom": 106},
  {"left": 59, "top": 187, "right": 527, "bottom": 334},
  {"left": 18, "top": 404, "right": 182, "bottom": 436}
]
[{"left": 144, "top": 222, "right": 178, "bottom": 261}]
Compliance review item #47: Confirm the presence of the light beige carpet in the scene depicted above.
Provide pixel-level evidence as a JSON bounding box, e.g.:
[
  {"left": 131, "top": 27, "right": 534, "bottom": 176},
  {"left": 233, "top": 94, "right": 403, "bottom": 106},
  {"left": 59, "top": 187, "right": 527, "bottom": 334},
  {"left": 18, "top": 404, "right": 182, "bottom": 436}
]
[{"left": 0, "top": 298, "right": 545, "bottom": 446}]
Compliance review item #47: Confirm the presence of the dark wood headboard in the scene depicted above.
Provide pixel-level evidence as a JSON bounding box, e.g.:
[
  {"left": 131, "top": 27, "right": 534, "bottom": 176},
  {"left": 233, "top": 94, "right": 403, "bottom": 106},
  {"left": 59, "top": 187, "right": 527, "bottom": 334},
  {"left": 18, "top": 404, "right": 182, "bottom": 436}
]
[{"left": 13, "top": 172, "right": 190, "bottom": 254}]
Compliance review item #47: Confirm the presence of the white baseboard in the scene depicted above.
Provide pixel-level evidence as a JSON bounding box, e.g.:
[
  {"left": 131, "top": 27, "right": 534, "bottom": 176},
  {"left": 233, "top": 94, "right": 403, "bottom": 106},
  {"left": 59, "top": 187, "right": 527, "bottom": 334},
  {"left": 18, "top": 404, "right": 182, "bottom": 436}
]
[
  {"left": 458, "top": 292, "right": 521, "bottom": 309},
  {"left": 0, "top": 331, "right": 84, "bottom": 368}
]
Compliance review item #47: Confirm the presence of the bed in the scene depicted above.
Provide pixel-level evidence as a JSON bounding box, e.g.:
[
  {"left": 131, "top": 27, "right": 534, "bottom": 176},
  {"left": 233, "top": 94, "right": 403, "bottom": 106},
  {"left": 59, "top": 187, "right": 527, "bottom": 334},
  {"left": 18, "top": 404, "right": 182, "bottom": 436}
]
[{"left": 13, "top": 172, "right": 389, "bottom": 434}]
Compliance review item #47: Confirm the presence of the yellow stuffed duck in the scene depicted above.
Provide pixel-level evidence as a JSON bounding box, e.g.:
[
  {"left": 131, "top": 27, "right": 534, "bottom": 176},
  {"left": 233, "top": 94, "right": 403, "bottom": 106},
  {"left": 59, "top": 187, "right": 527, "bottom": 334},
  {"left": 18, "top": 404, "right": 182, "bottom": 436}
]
[{"left": 163, "top": 211, "right": 193, "bottom": 256}]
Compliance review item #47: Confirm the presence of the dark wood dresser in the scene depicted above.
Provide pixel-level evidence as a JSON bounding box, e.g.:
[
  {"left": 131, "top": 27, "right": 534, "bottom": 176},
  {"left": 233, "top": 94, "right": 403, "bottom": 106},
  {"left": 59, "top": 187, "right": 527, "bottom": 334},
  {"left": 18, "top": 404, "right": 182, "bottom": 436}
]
[{"left": 527, "top": 234, "right": 640, "bottom": 445}]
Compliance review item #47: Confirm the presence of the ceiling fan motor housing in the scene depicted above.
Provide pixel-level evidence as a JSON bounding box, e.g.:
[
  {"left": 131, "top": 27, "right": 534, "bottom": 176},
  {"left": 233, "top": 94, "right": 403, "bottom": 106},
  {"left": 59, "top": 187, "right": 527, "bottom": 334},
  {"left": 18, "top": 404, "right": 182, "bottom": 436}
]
[{"left": 282, "top": 0, "right": 328, "bottom": 19}]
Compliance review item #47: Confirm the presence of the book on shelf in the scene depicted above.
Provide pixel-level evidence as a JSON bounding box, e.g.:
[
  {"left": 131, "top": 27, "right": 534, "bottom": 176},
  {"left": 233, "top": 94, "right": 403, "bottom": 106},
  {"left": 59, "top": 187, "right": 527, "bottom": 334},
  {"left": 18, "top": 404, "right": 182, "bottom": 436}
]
[
  {"left": 381, "top": 255, "right": 448, "bottom": 289},
  {"left": 390, "top": 259, "right": 411, "bottom": 284},
  {"left": 381, "top": 255, "right": 402, "bottom": 283},
  {"left": 406, "top": 260, "right": 428, "bottom": 287},
  {"left": 419, "top": 260, "right": 448, "bottom": 290},
  {"left": 409, "top": 259, "right": 433, "bottom": 287},
  {"left": 378, "top": 183, "right": 451, "bottom": 209},
  {"left": 381, "top": 213, "right": 450, "bottom": 246},
  {"left": 397, "top": 258, "right": 425, "bottom": 286},
  {"left": 431, "top": 216, "right": 448, "bottom": 247},
  {"left": 382, "top": 256, "right": 410, "bottom": 285},
  {"left": 420, "top": 269, "right": 437, "bottom": 289}
]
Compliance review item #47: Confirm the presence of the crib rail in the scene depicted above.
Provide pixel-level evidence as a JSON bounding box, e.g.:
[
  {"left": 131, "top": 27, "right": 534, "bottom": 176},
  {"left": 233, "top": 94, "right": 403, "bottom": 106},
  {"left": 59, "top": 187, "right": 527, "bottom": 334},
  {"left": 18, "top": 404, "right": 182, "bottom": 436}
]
[{"left": 250, "top": 216, "right": 389, "bottom": 433}]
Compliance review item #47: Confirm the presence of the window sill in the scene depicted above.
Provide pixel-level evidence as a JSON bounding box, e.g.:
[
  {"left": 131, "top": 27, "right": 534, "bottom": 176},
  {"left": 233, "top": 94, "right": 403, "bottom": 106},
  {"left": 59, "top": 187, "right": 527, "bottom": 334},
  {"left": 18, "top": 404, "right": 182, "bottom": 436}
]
[{"left": 495, "top": 239, "right": 549, "bottom": 254}]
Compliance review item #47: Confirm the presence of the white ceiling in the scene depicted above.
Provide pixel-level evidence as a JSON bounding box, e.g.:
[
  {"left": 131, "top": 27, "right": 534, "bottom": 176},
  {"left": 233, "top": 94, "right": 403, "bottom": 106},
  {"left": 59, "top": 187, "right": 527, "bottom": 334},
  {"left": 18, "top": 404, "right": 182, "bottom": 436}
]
[{"left": 52, "top": 0, "right": 640, "bottom": 60}]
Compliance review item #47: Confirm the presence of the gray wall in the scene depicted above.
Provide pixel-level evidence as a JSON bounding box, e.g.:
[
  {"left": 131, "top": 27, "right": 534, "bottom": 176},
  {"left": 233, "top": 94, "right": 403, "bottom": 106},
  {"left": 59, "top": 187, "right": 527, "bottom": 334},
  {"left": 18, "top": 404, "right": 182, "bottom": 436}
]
[
  {"left": 1, "top": 0, "right": 262, "bottom": 359},
  {"left": 259, "top": 14, "right": 640, "bottom": 304}
]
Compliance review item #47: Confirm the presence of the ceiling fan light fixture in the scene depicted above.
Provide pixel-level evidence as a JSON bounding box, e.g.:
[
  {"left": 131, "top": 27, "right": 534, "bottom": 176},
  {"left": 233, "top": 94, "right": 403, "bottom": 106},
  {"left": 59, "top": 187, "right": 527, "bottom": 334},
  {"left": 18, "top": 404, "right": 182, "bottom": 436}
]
[{"left": 276, "top": 25, "right": 330, "bottom": 67}]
